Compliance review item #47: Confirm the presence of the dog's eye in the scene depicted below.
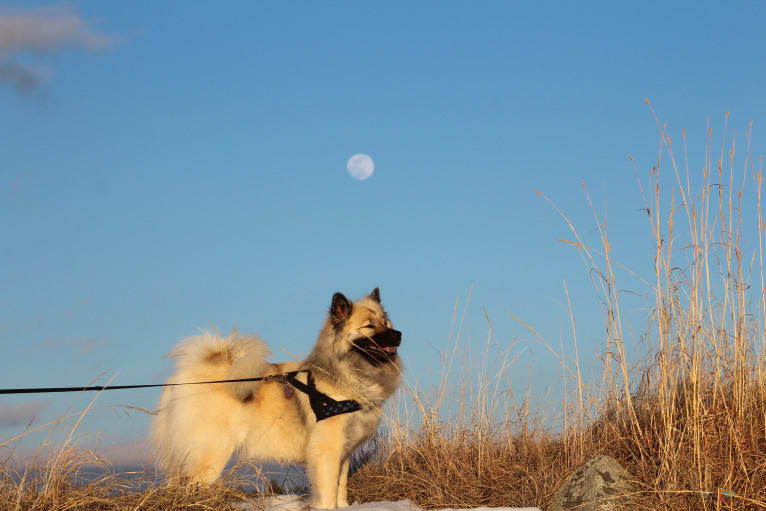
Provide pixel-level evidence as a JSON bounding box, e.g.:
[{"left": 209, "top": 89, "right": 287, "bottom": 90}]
[{"left": 364, "top": 324, "right": 375, "bottom": 329}]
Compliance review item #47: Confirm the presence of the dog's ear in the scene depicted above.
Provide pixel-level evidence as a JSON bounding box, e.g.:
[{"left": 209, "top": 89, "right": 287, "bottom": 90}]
[
  {"left": 330, "top": 292, "right": 352, "bottom": 324},
  {"left": 369, "top": 287, "right": 381, "bottom": 303}
]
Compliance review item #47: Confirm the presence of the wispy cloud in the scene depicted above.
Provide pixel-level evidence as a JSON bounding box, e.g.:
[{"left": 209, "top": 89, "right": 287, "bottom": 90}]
[
  {"left": 10, "top": 437, "right": 152, "bottom": 467},
  {"left": 0, "top": 400, "right": 51, "bottom": 428},
  {"left": 0, "top": 4, "right": 114, "bottom": 96},
  {"left": 0, "top": 58, "right": 51, "bottom": 94},
  {"left": 76, "top": 337, "right": 111, "bottom": 354},
  {"left": 94, "top": 437, "right": 152, "bottom": 467}
]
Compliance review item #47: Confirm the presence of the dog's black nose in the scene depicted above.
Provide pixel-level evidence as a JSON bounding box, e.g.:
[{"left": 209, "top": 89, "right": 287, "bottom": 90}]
[{"left": 390, "top": 329, "right": 402, "bottom": 346}]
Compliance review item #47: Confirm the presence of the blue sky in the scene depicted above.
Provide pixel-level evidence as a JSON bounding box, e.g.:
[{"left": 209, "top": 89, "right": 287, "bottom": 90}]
[{"left": 1, "top": 1, "right": 765, "bottom": 464}]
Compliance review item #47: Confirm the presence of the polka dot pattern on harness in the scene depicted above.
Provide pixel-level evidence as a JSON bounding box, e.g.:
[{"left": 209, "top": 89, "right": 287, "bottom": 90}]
[{"left": 316, "top": 400, "right": 362, "bottom": 421}]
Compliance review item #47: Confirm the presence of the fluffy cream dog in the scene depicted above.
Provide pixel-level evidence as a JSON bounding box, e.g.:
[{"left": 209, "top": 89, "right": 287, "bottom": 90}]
[{"left": 151, "top": 289, "right": 402, "bottom": 508}]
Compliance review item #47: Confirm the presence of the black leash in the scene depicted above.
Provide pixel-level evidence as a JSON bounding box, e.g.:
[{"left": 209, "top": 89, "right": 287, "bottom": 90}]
[
  {"left": 0, "top": 370, "right": 360, "bottom": 422},
  {"left": 0, "top": 377, "right": 274, "bottom": 395}
]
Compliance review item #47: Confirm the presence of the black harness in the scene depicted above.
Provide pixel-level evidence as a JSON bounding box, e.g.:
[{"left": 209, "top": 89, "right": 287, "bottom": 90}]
[{"left": 282, "top": 371, "right": 362, "bottom": 421}]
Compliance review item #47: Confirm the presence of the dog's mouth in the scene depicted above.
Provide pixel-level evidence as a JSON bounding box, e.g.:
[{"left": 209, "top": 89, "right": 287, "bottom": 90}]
[{"left": 351, "top": 329, "right": 402, "bottom": 366}]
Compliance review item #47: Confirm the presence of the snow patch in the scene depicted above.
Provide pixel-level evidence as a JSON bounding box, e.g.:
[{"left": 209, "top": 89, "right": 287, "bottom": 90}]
[{"left": 234, "top": 494, "right": 541, "bottom": 511}]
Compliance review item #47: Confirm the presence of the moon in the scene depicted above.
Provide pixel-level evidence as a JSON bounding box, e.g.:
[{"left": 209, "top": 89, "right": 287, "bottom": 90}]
[{"left": 346, "top": 153, "right": 375, "bottom": 180}]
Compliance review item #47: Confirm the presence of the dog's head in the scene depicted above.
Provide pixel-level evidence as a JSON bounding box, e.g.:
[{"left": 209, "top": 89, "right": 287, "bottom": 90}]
[{"left": 329, "top": 288, "right": 402, "bottom": 367}]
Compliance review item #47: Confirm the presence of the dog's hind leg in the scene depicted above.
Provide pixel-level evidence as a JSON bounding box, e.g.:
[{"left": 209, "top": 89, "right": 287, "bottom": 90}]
[{"left": 184, "top": 435, "right": 237, "bottom": 484}]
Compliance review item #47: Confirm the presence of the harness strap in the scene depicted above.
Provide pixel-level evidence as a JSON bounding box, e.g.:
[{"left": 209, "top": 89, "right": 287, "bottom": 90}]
[{"left": 285, "top": 371, "right": 362, "bottom": 421}]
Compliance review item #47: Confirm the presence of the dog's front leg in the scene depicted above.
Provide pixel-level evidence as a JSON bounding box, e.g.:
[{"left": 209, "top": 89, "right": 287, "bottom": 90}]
[
  {"left": 336, "top": 457, "right": 350, "bottom": 507},
  {"left": 306, "top": 420, "right": 345, "bottom": 509}
]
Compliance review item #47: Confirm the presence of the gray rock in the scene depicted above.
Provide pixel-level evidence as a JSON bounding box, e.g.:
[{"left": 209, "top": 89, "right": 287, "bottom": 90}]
[{"left": 546, "top": 455, "right": 634, "bottom": 511}]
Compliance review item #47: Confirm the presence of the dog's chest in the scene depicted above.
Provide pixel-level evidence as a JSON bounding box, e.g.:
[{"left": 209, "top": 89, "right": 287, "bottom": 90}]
[{"left": 342, "top": 406, "right": 382, "bottom": 456}]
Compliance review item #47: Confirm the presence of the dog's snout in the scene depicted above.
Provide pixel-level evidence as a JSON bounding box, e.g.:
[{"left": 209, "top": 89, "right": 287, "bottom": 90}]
[{"left": 390, "top": 329, "right": 402, "bottom": 346}]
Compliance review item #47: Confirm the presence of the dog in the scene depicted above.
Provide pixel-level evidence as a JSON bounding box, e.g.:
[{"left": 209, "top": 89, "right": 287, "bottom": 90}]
[{"left": 150, "top": 288, "right": 402, "bottom": 508}]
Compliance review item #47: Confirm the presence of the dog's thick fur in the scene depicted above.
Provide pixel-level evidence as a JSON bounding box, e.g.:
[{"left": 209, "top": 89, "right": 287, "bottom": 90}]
[{"left": 150, "top": 289, "right": 402, "bottom": 508}]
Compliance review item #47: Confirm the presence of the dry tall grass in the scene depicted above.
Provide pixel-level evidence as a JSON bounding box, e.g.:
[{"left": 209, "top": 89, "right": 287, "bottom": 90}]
[
  {"left": 1, "top": 448, "right": 264, "bottom": 510},
  {"left": 3, "top": 109, "right": 765, "bottom": 510},
  {"left": 0, "top": 406, "right": 276, "bottom": 509},
  {"left": 349, "top": 108, "right": 766, "bottom": 510}
]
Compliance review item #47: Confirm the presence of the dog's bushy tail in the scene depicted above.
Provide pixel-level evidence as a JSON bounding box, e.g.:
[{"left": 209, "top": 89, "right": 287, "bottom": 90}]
[
  {"left": 152, "top": 330, "right": 272, "bottom": 476},
  {"left": 167, "top": 329, "right": 272, "bottom": 400}
]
